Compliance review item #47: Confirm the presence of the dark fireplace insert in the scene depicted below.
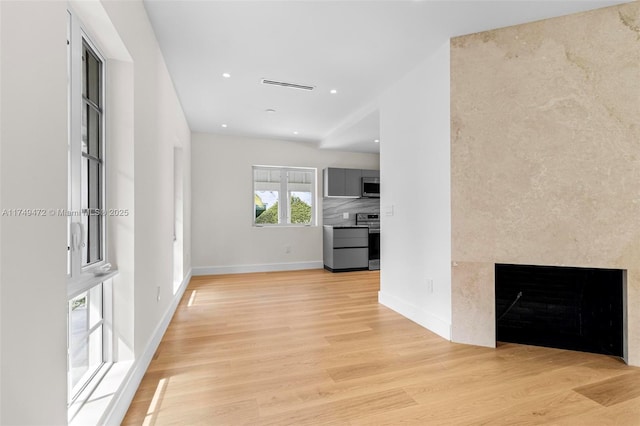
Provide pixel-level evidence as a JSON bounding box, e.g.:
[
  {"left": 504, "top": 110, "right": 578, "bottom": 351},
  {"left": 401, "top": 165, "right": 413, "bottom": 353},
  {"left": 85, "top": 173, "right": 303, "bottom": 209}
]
[{"left": 495, "top": 263, "right": 624, "bottom": 358}]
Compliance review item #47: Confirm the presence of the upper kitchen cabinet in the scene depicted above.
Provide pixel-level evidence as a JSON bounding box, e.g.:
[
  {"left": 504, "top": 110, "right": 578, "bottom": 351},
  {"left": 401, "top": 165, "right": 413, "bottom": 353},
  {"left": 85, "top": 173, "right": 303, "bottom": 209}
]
[
  {"left": 361, "top": 169, "right": 380, "bottom": 178},
  {"left": 324, "top": 167, "right": 359, "bottom": 197},
  {"left": 323, "top": 167, "right": 379, "bottom": 198}
]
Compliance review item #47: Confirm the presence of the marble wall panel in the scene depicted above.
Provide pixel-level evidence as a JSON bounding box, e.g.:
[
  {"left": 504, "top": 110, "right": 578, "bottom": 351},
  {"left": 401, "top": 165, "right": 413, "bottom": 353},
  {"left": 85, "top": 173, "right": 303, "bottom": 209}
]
[
  {"left": 451, "top": 261, "right": 495, "bottom": 346},
  {"left": 323, "top": 197, "right": 380, "bottom": 227},
  {"left": 451, "top": 2, "right": 640, "bottom": 361}
]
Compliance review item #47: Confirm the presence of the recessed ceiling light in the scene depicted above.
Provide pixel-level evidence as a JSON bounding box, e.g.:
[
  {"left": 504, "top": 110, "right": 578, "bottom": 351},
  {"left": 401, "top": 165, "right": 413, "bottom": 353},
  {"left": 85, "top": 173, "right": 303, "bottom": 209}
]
[
  {"left": 222, "top": 73, "right": 231, "bottom": 78},
  {"left": 330, "top": 89, "right": 338, "bottom": 94},
  {"left": 265, "top": 108, "right": 276, "bottom": 113},
  {"left": 293, "top": 131, "right": 299, "bottom": 135},
  {"left": 374, "top": 139, "right": 380, "bottom": 143},
  {"left": 221, "top": 124, "right": 228, "bottom": 128}
]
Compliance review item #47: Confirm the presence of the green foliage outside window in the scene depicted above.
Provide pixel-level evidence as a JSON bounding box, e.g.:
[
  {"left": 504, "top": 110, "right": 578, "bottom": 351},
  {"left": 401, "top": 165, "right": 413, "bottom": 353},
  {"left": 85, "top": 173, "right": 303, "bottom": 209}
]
[
  {"left": 290, "top": 196, "right": 311, "bottom": 223},
  {"left": 256, "top": 202, "right": 278, "bottom": 223},
  {"left": 255, "top": 196, "right": 311, "bottom": 224}
]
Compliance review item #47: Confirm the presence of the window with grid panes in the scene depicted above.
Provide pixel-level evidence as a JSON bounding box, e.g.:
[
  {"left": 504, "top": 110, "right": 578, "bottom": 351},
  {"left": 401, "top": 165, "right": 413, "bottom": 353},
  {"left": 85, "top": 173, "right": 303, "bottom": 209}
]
[
  {"left": 253, "top": 166, "right": 316, "bottom": 226},
  {"left": 67, "top": 14, "right": 108, "bottom": 404}
]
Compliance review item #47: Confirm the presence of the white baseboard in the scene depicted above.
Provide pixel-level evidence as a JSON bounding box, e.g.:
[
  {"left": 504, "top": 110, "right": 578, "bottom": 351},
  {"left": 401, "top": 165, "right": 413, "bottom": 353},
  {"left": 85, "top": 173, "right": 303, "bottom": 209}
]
[
  {"left": 378, "top": 290, "right": 451, "bottom": 340},
  {"left": 192, "top": 261, "right": 324, "bottom": 276},
  {"left": 101, "top": 268, "right": 193, "bottom": 425}
]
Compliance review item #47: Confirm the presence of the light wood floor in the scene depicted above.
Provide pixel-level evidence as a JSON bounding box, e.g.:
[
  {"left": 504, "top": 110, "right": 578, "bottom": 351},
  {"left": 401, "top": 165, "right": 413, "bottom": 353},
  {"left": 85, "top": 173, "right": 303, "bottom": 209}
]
[{"left": 123, "top": 269, "right": 640, "bottom": 425}]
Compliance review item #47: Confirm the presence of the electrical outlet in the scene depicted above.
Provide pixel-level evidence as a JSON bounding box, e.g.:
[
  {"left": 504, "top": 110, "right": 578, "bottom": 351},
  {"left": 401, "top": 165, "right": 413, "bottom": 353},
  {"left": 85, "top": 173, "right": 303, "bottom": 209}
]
[{"left": 343, "top": 212, "right": 349, "bottom": 219}]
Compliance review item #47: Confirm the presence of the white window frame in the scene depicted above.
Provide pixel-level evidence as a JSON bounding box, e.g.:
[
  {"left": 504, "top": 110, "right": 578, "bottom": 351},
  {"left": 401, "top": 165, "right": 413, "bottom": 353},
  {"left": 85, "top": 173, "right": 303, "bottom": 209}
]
[
  {"left": 252, "top": 165, "right": 317, "bottom": 227},
  {"left": 67, "top": 285, "right": 105, "bottom": 400},
  {"left": 67, "top": 9, "right": 114, "bottom": 412},
  {"left": 68, "top": 18, "right": 107, "bottom": 279}
]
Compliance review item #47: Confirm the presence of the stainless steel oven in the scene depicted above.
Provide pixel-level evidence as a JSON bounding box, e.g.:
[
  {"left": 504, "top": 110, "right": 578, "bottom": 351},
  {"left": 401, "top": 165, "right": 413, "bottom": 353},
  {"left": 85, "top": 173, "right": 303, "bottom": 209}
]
[{"left": 356, "top": 213, "right": 380, "bottom": 270}]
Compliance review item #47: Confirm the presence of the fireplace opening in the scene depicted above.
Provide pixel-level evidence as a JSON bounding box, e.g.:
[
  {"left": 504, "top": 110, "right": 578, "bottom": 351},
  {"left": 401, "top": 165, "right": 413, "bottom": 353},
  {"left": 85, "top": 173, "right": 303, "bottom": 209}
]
[{"left": 495, "top": 264, "right": 624, "bottom": 358}]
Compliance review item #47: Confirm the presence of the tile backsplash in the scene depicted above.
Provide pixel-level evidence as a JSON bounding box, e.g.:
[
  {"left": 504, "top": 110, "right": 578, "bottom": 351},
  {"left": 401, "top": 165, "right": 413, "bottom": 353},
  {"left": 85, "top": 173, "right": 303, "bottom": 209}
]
[{"left": 322, "top": 197, "right": 380, "bottom": 226}]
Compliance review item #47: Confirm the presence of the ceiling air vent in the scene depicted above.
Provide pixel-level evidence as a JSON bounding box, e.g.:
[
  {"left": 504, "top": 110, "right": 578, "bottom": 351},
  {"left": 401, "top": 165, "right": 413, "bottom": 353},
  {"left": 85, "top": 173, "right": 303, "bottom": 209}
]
[{"left": 261, "top": 78, "right": 315, "bottom": 91}]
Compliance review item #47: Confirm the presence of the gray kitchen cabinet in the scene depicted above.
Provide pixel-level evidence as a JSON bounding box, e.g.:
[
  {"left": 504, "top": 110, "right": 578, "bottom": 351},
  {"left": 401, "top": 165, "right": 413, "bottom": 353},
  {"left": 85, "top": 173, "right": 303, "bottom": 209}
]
[
  {"left": 344, "top": 169, "right": 362, "bottom": 196},
  {"left": 324, "top": 167, "right": 378, "bottom": 198},
  {"left": 324, "top": 167, "right": 361, "bottom": 197},
  {"left": 361, "top": 169, "right": 380, "bottom": 178},
  {"left": 324, "top": 167, "right": 346, "bottom": 197},
  {"left": 323, "top": 226, "right": 369, "bottom": 272}
]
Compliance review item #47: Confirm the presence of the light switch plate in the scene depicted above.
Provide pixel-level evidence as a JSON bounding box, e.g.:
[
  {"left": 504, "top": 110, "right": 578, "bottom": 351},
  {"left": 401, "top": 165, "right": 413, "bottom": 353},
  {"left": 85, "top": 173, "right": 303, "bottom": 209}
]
[{"left": 343, "top": 212, "right": 349, "bottom": 219}]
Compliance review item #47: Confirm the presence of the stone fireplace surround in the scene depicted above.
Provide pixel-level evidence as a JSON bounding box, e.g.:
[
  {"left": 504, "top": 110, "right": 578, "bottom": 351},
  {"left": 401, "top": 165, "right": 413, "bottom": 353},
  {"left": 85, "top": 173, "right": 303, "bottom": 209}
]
[{"left": 450, "top": 2, "right": 640, "bottom": 365}]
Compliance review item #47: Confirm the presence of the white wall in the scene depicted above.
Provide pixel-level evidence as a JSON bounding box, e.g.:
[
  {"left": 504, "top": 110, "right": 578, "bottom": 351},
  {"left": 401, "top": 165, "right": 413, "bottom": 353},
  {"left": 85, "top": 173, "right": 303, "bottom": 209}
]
[
  {"left": 378, "top": 41, "right": 452, "bottom": 339},
  {"left": 1, "top": 2, "right": 69, "bottom": 423},
  {"left": 191, "top": 133, "right": 379, "bottom": 274},
  {"left": 0, "top": 1, "right": 192, "bottom": 423},
  {"left": 100, "top": 0, "right": 191, "bottom": 361},
  {"left": 107, "top": 58, "right": 136, "bottom": 363}
]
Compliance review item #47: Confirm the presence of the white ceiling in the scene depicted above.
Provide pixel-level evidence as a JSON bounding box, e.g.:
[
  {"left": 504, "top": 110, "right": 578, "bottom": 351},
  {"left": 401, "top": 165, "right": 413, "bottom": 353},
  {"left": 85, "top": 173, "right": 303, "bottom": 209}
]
[{"left": 143, "top": 0, "right": 626, "bottom": 154}]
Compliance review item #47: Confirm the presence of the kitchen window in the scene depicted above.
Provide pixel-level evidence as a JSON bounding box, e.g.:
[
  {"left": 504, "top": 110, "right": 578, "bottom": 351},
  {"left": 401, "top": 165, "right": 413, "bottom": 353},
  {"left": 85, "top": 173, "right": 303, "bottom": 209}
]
[{"left": 253, "top": 166, "right": 316, "bottom": 226}]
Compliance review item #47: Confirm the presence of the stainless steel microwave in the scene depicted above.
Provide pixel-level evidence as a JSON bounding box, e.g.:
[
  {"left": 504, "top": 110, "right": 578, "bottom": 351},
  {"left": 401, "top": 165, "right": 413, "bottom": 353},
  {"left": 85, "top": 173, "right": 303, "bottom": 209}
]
[{"left": 361, "top": 177, "right": 380, "bottom": 198}]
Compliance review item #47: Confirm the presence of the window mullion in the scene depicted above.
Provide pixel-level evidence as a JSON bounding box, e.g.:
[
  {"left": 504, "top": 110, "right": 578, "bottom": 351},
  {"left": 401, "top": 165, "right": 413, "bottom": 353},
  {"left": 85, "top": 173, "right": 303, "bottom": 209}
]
[
  {"left": 83, "top": 96, "right": 101, "bottom": 114},
  {"left": 82, "top": 153, "right": 103, "bottom": 164},
  {"left": 71, "top": 319, "right": 104, "bottom": 344},
  {"left": 280, "top": 173, "right": 288, "bottom": 224}
]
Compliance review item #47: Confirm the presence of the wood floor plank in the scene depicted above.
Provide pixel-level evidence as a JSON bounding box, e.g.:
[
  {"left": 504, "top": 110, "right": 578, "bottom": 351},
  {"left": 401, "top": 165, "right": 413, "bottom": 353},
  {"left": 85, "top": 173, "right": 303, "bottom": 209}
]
[
  {"left": 122, "top": 269, "right": 640, "bottom": 425},
  {"left": 573, "top": 371, "right": 640, "bottom": 407},
  {"left": 254, "top": 388, "right": 417, "bottom": 426},
  {"left": 568, "top": 395, "right": 640, "bottom": 425}
]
